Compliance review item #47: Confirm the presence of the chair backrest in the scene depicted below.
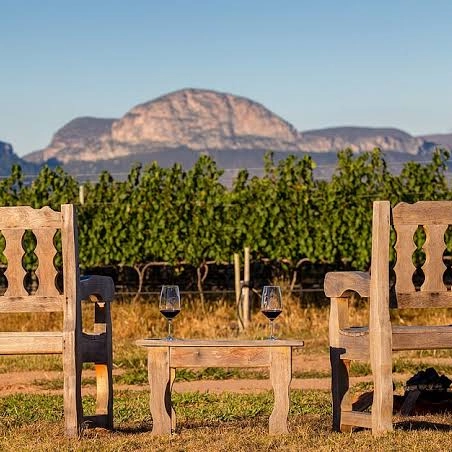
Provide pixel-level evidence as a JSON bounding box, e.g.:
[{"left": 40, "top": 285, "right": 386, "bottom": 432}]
[
  {"left": 0, "top": 205, "right": 79, "bottom": 319},
  {"left": 391, "top": 201, "right": 452, "bottom": 308}
]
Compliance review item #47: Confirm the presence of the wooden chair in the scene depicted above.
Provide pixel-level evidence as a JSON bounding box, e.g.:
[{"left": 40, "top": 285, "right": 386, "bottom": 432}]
[
  {"left": 325, "top": 200, "right": 452, "bottom": 434},
  {"left": 0, "top": 204, "right": 114, "bottom": 437}
]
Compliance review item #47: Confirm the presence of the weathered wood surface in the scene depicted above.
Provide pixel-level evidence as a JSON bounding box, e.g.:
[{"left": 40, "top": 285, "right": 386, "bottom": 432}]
[
  {"left": 269, "top": 347, "right": 291, "bottom": 434},
  {"left": 137, "top": 339, "right": 304, "bottom": 348},
  {"left": 148, "top": 347, "right": 172, "bottom": 435},
  {"left": 392, "top": 201, "right": 452, "bottom": 225},
  {"left": 0, "top": 206, "right": 61, "bottom": 229},
  {"left": 421, "top": 224, "right": 448, "bottom": 292},
  {"left": 0, "top": 296, "right": 64, "bottom": 312},
  {"left": 396, "top": 292, "right": 452, "bottom": 308},
  {"left": 393, "top": 325, "right": 452, "bottom": 349},
  {"left": 392, "top": 201, "right": 452, "bottom": 307},
  {"left": 170, "top": 367, "right": 176, "bottom": 432},
  {"left": 324, "top": 271, "right": 370, "bottom": 298},
  {"left": 0, "top": 332, "right": 63, "bottom": 354},
  {"left": 369, "top": 201, "right": 393, "bottom": 434},
  {"left": 2, "top": 229, "right": 28, "bottom": 297},
  {"left": 0, "top": 204, "right": 114, "bottom": 437},
  {"left": 170, "top": 346, "right": 271, "bottom": 368},
  {"left": 393, "top": 224, "right": 418, "bottom": 294},
  {"left": 139, "top": 340, "right": 303, "bottom": 435},
  {"left": 329, "top": 296, "right": 351, "bottom": 431},
  {"left": 341, "top": 411, "right": 372, "bottom": 430},
  {"left": 326, "top": 200, "right": 452, "bottom": 435},
  {"left": 61, "top": 204, "right": 82, "bottom": 437},
  {"left": 34, "top": 228, "right": 60, "bottom": 297},
  {"left": 329, "top": 297, "right": 349, "bottom": 347},
  {"left": 338, "top": 325, "right": 452, "bottom": 357}
]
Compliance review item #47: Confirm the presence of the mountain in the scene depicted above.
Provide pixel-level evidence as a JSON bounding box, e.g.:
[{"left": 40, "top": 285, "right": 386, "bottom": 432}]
[
  {"left": 300, "top": 127, "right": 426, "bottom": 155},
  {"left": 25, "top": 117, "right": 116, "bottom": 164},
  {"left": 17, "top": 88, "right": 451, "bottom": 179},
  {"left": 0, "top": 141, "right": 42, "bottom": 176},
  {"left": 420, "top": 133, "right": 452, "bottom": 150}
]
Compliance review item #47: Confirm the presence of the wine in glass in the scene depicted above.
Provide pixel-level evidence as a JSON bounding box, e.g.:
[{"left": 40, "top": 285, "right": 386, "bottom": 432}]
[
  {"left": 261, "top": 285, "right": 282, "bottom": 340},
  {"left": 159, "top": 285, "right": 181, "bottom": 341}
]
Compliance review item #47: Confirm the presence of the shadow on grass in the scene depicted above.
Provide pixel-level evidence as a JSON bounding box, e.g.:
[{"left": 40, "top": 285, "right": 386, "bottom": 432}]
[
  {"left": 395, "top": 420, "right": 452, "bottom": 432},
  {"left": 112, "top": 417, "right": 269, "bottom": 435},
  {"left": 110, "top": 425, "right": 152, "bottom": 434}
]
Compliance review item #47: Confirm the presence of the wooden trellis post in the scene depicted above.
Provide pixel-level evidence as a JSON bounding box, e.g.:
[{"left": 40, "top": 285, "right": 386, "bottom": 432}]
[
  {"left": 234, "top": 248, "right": 251, "bottom": 330},
  {"left": 243, "top": 247, "right": 251, "bottom": 328}
]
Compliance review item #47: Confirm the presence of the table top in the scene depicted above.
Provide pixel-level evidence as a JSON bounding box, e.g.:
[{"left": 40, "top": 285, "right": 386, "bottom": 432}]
[{"left": 136, "top": 338, "right": 304, "bottom": 348}]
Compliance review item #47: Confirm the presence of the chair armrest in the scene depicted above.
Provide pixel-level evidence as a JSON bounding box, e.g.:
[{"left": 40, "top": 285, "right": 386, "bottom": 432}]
[
  {"left": 80, "top": 275, "right": 115, "bottom": 303},
  {"left": 324, "top": 271, "right": 370, "bottom": 298}
]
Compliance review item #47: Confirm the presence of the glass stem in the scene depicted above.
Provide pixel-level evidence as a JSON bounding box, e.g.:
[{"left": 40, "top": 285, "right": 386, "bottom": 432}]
[
  {"left": 168, "top": 320, "right": 173, "bottom": 339},
  {"left": 270, "top": 320, "right": 274, "bottom": 340}
]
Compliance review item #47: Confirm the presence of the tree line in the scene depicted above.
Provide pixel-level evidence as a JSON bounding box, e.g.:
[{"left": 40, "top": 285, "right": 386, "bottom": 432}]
[{"left": 0, "top": 148, "right": 450, "bottom": 294}]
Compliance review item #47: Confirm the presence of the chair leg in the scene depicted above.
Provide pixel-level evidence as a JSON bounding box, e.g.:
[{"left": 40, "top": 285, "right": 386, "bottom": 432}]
[
  {"left": 371, "top": 363, "right": 393, "bottom": 434},
  {"left": 330, "top": 347, "right": 350, "bottom": 431},
  {"left": 63, "top": 332, "right": 83, "bottom": 437},
  {"left": 93, "top": 301, "right": 113, "bottom": 429},
  {"left": 94, "top": 363, "right": 113, "bottom": 428}
]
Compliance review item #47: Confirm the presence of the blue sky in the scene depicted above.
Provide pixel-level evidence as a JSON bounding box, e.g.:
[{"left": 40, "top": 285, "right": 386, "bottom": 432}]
[{"left": 1, "top": 0, "right": 452, "bottom": 156}]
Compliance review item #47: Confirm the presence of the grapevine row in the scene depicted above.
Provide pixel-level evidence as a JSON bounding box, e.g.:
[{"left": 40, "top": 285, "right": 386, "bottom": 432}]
[{"left": 0, "top": 148, "right": 450, "bottom": 279}]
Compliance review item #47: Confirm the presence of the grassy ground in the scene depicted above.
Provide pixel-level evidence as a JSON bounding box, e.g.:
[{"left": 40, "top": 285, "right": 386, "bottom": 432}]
[
  {"left": 1, "top": 292, "right": 452, "bottom": 450},
  {"left": 3, "top": 391, "right": 452, "bottom": 451}
]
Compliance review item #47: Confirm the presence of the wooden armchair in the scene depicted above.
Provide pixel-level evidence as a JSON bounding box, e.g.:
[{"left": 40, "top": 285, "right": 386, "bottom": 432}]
[
  {"left": 325, "top": 200, "right": 452, "bottom": 434},
  {"left": 0, "top": 204, "right": 114, "bottom": 437}
]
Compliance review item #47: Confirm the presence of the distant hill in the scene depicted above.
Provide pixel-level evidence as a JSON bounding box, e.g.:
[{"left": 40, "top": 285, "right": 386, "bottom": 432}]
[
  {"left": 420, "top": 133, "right": 452, "bottom": 150},
  {"left": 25, "top": 117, "right": 116, "bottom": 164},
  {"left": 10, "top": 88, "right": 450, "bottom": 180},
  {"left": 0, "top": 141, "right": 42, "bottom": 176},
  {"left": 301, "top": 126, "right": 428, "bottom": 155}
]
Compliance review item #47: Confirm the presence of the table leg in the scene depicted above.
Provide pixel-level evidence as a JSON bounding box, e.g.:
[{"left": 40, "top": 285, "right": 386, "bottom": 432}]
[
  {"left": 269, "top": 346, "right": 291, "bottom": 434},
  {"left": 148, "top": 347, "right": 172, "bottom": 435},
  {"left": 170, "top": 367, "right": 176, "bottom": 432}
]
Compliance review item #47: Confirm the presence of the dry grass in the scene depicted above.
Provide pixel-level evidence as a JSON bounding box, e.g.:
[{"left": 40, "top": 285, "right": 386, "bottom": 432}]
[
  {"left": 3, "top": 411, "right": 452, "bottom": 451},
  {"left": 2, "top": 291, "right": 452, "bottom": 449},
  {"left": 110, "top": 293, "right": 332, "bottom": 359}
]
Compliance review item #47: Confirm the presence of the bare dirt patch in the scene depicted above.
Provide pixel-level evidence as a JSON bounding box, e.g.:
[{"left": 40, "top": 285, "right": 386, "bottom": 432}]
[
  {"left": 0, "top": 354, "right": 336, "bottom": 396},
  {"left": 0, "top": 353, "right": 419, "bottom": 396}
]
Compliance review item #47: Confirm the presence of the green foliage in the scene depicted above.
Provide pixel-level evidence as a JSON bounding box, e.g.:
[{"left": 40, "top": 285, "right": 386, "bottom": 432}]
[{"left": 1, "top": 148, "right": 451, "bottom": 271}]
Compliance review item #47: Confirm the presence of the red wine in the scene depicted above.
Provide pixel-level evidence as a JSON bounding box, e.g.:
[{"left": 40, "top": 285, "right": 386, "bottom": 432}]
[
  {"left": 262, "top": 309, "right": 282, "bottom": 320},
  {"left": 160, "top": 309, "right": 181, "bottom": 320}
]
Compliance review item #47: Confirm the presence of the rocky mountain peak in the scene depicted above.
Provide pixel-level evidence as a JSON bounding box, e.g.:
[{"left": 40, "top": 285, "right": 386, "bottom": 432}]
[{"left": 110, "top": 88, "right": 302, "bottom": 151}]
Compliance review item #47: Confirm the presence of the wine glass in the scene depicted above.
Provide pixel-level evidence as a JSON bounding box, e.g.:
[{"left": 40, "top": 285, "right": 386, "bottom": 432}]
[
  {"left": 159, "top": 285, "right": 181, "bottom": 341},
  {"left": 261, "top": 285, "right": 282, "bottom": 340}
]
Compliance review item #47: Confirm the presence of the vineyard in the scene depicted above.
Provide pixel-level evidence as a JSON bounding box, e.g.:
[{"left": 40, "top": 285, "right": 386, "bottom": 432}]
[{"left": 0, "top": 148, "right": 451, "bottom": 299}]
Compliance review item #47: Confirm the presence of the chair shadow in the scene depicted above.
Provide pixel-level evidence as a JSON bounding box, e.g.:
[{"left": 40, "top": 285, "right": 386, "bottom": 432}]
[
  {"left": 394, "top": 419, "right": 452, "bottom": 432},
  {"left": 112, "top": 425, "right": 153, "bottom": 434},
  {"left": 106, "top": 417, "right": 266, "bottom": 436}
]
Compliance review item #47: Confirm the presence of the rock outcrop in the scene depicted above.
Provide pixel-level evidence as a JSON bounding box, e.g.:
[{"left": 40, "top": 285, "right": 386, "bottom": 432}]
[{"left": 110, "top": 89, "right": 301, "bottom": 151}]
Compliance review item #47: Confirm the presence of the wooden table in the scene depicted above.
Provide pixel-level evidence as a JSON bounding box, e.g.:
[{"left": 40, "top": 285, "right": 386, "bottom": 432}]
[{"left": 135, "top": 339, "right": 304, "bottom": 435}]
